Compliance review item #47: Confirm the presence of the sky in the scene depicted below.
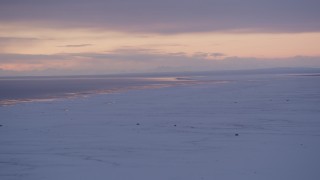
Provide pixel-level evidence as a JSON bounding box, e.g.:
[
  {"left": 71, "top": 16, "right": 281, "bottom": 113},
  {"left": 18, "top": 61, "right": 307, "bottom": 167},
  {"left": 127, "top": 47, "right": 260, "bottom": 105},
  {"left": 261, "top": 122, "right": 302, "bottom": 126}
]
[{"left": 0, "top": 0, "right": 320, "bottom": 75}]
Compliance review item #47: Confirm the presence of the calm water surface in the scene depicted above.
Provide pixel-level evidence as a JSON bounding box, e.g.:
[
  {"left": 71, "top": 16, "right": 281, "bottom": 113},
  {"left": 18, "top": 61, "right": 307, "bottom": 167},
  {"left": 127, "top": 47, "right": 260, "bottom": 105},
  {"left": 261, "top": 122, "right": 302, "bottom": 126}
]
[
  {"left": 0, "top": 74, "right": 200, "bottom": 105},
  {"left": 2, "top": 69, "right": 317, "bottom": 105}
]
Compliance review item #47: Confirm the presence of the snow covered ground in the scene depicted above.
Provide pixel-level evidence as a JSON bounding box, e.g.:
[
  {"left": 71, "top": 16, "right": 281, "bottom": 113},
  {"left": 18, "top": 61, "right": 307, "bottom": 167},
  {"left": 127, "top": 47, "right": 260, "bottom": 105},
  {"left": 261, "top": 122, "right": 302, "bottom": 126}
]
[{"left": 1, "top": 73, "right": 320, "bottom": 180}]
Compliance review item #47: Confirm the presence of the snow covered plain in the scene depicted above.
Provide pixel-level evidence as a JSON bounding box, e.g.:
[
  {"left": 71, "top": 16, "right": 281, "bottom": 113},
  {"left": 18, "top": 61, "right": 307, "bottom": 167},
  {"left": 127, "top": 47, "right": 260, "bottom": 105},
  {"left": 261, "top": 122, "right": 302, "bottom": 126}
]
[{"left": 1, "top": 73, "right": 320, "bottom": 180}]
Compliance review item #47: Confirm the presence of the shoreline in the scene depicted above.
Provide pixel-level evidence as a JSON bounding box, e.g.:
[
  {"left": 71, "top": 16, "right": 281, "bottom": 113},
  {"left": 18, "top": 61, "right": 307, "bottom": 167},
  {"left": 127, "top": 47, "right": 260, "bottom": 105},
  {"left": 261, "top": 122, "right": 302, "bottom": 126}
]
[
  {"left": 0, "top": 77, "right": 228, "bottom": 106},
  {"left": 1, "top": 69, "right": 319, "bottom": 106}
]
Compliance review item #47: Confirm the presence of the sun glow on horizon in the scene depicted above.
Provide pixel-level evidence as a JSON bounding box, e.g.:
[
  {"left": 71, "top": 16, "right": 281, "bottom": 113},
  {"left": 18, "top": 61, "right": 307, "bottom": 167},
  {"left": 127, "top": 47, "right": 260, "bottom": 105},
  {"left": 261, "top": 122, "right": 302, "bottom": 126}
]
[
  {"left": 1, "top": 23, "right": 320, "bottom": 74},
  {"left": 1, "top": 24, "right": 320, "bottom": 57}
]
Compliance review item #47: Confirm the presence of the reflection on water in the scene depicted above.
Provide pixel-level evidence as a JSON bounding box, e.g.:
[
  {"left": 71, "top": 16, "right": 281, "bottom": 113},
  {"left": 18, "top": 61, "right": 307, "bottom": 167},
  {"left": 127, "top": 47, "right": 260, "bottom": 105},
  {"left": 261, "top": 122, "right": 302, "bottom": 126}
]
[{"left": 0, "top": 75, "right": 223, "bottom": 106}]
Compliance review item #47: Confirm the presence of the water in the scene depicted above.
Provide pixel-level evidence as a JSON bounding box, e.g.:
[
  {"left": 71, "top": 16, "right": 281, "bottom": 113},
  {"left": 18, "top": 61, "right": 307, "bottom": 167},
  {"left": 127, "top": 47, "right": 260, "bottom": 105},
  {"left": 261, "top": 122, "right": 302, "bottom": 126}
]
[
  {"left": 0, "top": 74, "right": 199, "bottom": 105},
  {"left": 1, "top": 69, "right": 318, "bottom": 106}
]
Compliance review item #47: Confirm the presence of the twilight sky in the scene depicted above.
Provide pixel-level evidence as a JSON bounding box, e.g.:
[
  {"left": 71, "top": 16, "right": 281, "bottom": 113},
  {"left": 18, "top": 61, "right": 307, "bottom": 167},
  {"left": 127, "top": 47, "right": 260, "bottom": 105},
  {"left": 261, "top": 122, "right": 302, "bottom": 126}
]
[{"left": 0, "top": 0, "right": 320, "bottom": 75}]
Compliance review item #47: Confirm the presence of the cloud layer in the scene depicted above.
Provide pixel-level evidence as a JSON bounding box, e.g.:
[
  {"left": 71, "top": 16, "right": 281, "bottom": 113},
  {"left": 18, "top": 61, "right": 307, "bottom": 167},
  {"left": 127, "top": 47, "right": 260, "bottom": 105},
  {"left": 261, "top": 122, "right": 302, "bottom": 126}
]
[
  {"left": 1, "top": 0, "right": 320, "bottom": 33},
  {"left": 1, "top": 50, "right": 319, "bottom": 76},
  {"left": 1, "top": 1, "right": 319, "bottom": 76}
]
